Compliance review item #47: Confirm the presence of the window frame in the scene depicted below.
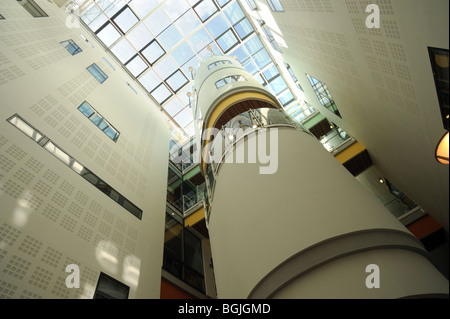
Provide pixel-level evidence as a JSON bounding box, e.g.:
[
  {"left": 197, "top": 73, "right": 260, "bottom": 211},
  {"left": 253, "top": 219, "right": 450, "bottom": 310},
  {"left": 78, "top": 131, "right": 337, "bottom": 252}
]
[
  {"left": 60, "top": 39, "right": 83, "bottom": 56},
  {"left": 87, "top": 63, "right": 108, "bottom": 84},
  {"left": 17, "top": 0, "right": 48, "bottom": 18}
]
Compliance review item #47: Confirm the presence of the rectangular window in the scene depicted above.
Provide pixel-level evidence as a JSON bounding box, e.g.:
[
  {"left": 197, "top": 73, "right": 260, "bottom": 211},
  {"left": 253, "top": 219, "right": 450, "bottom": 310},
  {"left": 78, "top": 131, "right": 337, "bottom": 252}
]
[
  {"left": 94, "top": 273, "right": 130, "bottom": 299},
  {"left": 87, "top": 63, "right": 108, "bottom": 84},
  {"left": 7, "top": 114, "right": 142, "bottom": 220},
  {"left": 245, "top": 0, "right": 258, "bottom": 10},
  {"left": 428, "top": 47, "right": 449, "bottom": 130},
  {"left": 77, "top": 101, "right": 120, "bottom": 142},
  {"left": 60, "top": 40, "right": 83, "bottom": 56},
  {"left": 266, "top": 0, "right": 284, "bottom": 12},
  {"left": 17, "top": 0, "right": 48, "bottom": 18}
]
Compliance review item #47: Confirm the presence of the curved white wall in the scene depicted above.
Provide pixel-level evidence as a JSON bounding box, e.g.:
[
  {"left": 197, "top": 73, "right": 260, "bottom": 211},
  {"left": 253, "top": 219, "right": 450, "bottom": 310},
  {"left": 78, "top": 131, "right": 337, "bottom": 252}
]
[{"left": 208, "top": 127, "right": 448, "bottom": 298}]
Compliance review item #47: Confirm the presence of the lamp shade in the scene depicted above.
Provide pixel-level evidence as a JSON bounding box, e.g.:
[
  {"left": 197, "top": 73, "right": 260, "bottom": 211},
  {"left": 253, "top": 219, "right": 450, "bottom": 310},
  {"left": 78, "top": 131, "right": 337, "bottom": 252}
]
[{"left": 435, "top": 131, "right": 449, "bottom": 164}]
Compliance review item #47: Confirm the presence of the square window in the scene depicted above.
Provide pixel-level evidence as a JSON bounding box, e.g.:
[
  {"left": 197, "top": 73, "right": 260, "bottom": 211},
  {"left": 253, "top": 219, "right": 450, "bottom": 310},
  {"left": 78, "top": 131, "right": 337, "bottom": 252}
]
[
  {"left": 244, "top": 35, "right": 263, "bottom": 55},
  {"left": 194, "top": 0, "right": 218, "bottom": 22},
  {"left": 234, "top": 18, "right": 253, "bottom": 40},
  {"left": 141, "top": 40, "right": 165, "bottom": 65},
  {"left": 153, "top": 56, "right": 178, "bottom": 79},
  {"left": 229, "top": 46, "right": 249, "bottom": 62},
  {"left": 97, "top": 23, "right": 121, "bottom": 47},
  {"left": 164, "top": 99, "right": 185, "bottom": 117},
  {"left": 17, "top": 0, "right": 48, "bottom": 18},
  {"left": 129, "top": 0, "right": 158, "bottom": 19},
  {"left": 151, "top": 83, "right": 172, "bottom": 104},
  {"left": 125, "top": 55, "right": 148, "bottom": 77},
  {"left": 139, "top": 69, "right": 160, "bottom": 92},
  {"left": 113, "top": 7, "right": 139, "bottom": 33},
  {"left": 252, "top": 48, "right": 271, "bottom": 69},
  {"left": 87, "top": 63, "right": 108, "bottom": 83},
  {"left": 243, "top": 58, "right": 258, "bottom": 75},
  {"left": 269, "top": 75, "right": 288, "bottom": 95},
  {"left": 216, "top": 0, "right": 231, "bottom": 7},
  {"left": 188, "top": 28, "right": 213, "bottom": 53},
  {"left": 163, "top": 0, "right": 190, "bottom": 20},
  {"left": 263, "top": 64, "right": 279, "bottom": 82},
  {"left": 171, "top": 42, "right": 195, "bottom": 66},
  {"left": 166, "top": 70, "right": 189, "bottom": 93},
  {"left": 60, "top": 40, "right": 82, "bottom": 56},
  {"left": 126, "top": 23, "right": 154, "bottom": 51},
  {"left": 158, "top": 24, "right": 183, "bottom": 51},
  {"left": 174, "top": 108, "right": 193, "bottom": 128},
  {"left": 175, "top": 9, "right": 201, "bottom": 37},
  {"left": 223, "top": 1, "right": 244, "bottom": 25},
  {"left": 111, "top": 38, "right": 136, "bottom": 63},
  {"left": 216, "top": 29, "right": 239, "bottom": 53},
  {"left": 144, "top": 8, "right": 171, "bottom": 36},
  {"left": 206, "top": 13, "right": 230, "bottom": 39},
  {"left": 81, "top": 6, "right": 108, "bottom": 32}
]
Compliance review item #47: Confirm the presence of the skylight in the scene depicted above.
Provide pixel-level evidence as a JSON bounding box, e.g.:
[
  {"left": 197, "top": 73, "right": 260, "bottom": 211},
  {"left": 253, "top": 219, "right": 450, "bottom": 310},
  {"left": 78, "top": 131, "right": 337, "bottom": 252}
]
[{"left": 79, "top": 0, "right": 305, "bottom": 143}]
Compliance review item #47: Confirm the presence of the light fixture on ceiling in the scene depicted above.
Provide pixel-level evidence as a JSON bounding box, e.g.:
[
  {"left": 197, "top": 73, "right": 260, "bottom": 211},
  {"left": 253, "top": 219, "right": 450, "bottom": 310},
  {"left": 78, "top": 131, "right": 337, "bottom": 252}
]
[
  {"left": 435, "top": 131, "right": 449, "bottom": 165},
  {"left": 378, "top": 178, "right": 385, "bottom": 184}
]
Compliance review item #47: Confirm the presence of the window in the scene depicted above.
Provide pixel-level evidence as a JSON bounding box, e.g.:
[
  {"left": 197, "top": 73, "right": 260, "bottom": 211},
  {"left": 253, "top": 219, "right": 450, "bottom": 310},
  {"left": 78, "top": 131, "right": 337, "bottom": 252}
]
[
  {"left": 208, "top": 60, "right": 232, "bottom": 70},
  {"left": 7, "top": 114, "right": 142, "bottom": 220},
  {"left": 87, "top": 63, "right": 108, "bottom": 83},
  {"left": 215, "top": 75, "right": 246, "bottom": 88},
  {"left": 307, "top": 74, "right": 342, "bottom": 118},
  {"left": 94, "top": 273, "right": 130, "bottom": 299},
  {"left": 428, "top": 47, "right": 449, "bottom": 130},
  {"left": 17, "top": 0, "right": 48, "bottom": 18},
  {"left": 266, "top": 0, "right": 284, "bottom": 12},
  {"left": 78, "top": 101, "right": 120, "bottom": 142},
  {"left": 258, "top": 20, "right": 281, "bottom": 52},
  {"left": 245, "top": 0, "right": 258, "bottom": 10},
  {"left": 193, "top": 0, "right": 219, "bottom": 22},
  {"left": 60, "top": 40, "right": 82, "bottom": 56}
]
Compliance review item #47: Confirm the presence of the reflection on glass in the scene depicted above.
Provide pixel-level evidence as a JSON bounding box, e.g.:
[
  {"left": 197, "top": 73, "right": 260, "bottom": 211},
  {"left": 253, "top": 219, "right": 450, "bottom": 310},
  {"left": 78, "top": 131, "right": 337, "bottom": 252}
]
[
  {"left": 44, "top": 141, "right": 71, "bottom": 166},
  {"left": 7, "top": 115, "right": 43, "bottom": 142}
]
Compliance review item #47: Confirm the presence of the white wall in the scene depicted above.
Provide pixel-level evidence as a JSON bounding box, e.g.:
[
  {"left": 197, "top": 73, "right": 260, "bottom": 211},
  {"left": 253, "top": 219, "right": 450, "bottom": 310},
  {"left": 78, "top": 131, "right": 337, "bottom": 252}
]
[
  {"left": 0, "top": 0, "right": 169, "bottom": 298},
  {"left": 258, "top": 0, "right": 449, "bottom": 231}
]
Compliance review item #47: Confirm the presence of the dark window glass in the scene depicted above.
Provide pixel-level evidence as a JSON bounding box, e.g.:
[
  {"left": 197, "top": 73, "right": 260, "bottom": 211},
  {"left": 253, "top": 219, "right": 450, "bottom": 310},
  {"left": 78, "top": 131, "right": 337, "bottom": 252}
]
[
  {"left": 428, "top": 47, "right": 449, "bottom": 130},
  {"left": 60, "top": 40, "right": 83, "bottom": 56},
  {"left": 94, "top": 273, "right": 129, "bottom": 299}
]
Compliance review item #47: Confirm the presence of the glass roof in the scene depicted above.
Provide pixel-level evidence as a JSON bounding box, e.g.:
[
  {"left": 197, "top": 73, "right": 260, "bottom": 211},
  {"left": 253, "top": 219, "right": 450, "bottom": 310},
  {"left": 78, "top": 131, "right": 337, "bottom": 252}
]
[{"left": 80, "top": 0, "right": 306, "bottom": 143}]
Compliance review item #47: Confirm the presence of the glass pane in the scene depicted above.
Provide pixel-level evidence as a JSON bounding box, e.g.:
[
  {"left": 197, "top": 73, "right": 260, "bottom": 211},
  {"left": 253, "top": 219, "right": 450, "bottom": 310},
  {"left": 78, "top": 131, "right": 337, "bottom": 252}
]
[
  {"left": 166, "top": 70, "right": 189, "bottom": 92},
  {"left": 126, "top": 23, "right": 154, "bottom": 51},
  {"left": 263, "top": 64, "right": 279, "bottom": 82},
  {"left": 90, "top": 114, "right": 103, "bottom": 126},
  {"left": 44, "top": 141, "right": 71, "bottom": 166},
  {"left": 78, "top": 102, "right": 95, "bottom": 118},
  {"left": 234, "top": 17, "right": 253, "bottom": 40},
  {"left": 87, "top": 64, "right": 108, "bottom": 83},
  {"left": 243, "top": 58, "right": 258, "bottom": 75},
  {"left": 173, "top": 108, "right": 193, "bottom": 127},
  {"left": 61, "top": 40, "right": 82, "bottom": 55},
  {"left": 279, "top": 90, "right": 294, "bottom": 106},
  {"left": 217, "top": 0, "right": 231, "bottom": 7},
  {"left": 111, "top": 38, "right": 136, "bottom": 63},
  {"left": 158, "top": 24, "right": 183, "bottom": 51},
  {"left": 126, "top": 55, "right": 148, "bottom": 77},
  {"left": 141, "top": 40, "right": 165, "bottom": 65},
  {"left": 97, "top": 23, "right": 121, "bottom": 47},
  {"left": 96, "top": 273, "right": 129, "bottom": 299},
  {"left": 171, "top": 42, "right": 195, "bottom": 66},
  {"left": 151, "top": 83, "right": 172, "bottom": 104},
  {"left": 175, "top": 9, "right": 201, "bottom": 37},
  {"left": 153, "top": 56, "right": 178, "bottom": 79},
  {"left": 252, "top": 48, "right": 271, "bottom": 69},
  {"left": 144, "top": 8, "right": 171, "bottom": 36},
  {"left": 269, "top": 75, "right": 288, "bottom": 95},
  {"left": 216, "top": 29, "right": 238, "bottom": 53},
  {"left": 205, "top": 13, "right": 229, "bottom": 39},
  {"left": 129, "top": 0, "right": 158, "bottom": 18},
  {"left": 188, "top": 28, "right": 212, "bottom": 53},
  {"left": 8, "top": 115, "right": 43, "bottom": 142},
  {"left": 229, "top": 46, "right": 249, "bottom": 62},
  {"left": 194, "top": 0, "right": 218, "bottom": 22},
  {"left": 100, "top": 0, "right": 126, "bottom": 18},
  {"left": 81, "top": 6, "right": 108, "bottom": 32},
  {"left": 244, "top": 35, "right": 263, "bottom": 55},
  {"left": 163, "top": 0, "right": 190, "bottom": 20},
  {"left": 223, "top": 1, "right": 244, "bottom": 25},
  {"left": 164, "top": 99, "right": 185, "bottom": 117},
  {"left": 104, "top": 126, "right": 118, "bottom": 140},
  {"left": 113, "top": 7, "right": 139, "bottom": 33},
  {"left": 139, "top": 69, "right": 161, "bottom": 92}
]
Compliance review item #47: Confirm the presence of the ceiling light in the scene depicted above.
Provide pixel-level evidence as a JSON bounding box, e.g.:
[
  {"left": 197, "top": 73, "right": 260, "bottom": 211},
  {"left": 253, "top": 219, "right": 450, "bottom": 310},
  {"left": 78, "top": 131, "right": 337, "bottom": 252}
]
[
  {"left": 435, "top": 131, "right": 449, "bottom": 165},
  {"left": 378, "top": 178, "right": 384, "bottom": 184}
]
